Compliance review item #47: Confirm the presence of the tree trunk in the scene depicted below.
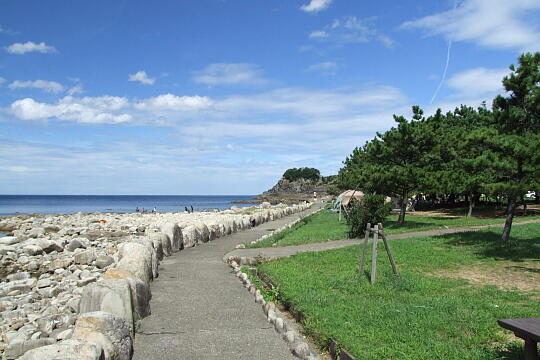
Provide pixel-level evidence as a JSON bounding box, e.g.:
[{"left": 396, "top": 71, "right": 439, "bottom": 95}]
[
  {"left": 501, "top": 196, "right": 517, "bottom": 244},
  {"left": 398, "top": 189, "right": 408, "bottom": 225},
  {"left": 535, "top": 191, "right": 539, "bottom": 204},
  {"left": 467, "top": 193, "right": 475, "bottom": 217},
  {"left": 522, "top": 196, "right": 527, "bottom": 216}
]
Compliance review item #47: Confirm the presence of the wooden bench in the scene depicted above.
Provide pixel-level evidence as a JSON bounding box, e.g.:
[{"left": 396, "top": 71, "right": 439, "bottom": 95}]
[{"left": 498, "top": 318, "right": 540, "bottom": 360}]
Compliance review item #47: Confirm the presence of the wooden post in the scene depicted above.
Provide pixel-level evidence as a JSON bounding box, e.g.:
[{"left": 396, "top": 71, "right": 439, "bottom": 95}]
[
  {"left": 378, "top": 223, "right": 399, "bottom": 276},
  {"left": 370, "top": 224, "right": 379, "bottom": 284},
  {"left": 359, "top": 223, "right": 371, "bottom": 274}
]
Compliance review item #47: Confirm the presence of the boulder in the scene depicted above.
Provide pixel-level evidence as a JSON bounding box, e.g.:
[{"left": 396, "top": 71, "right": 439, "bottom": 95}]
[
  {"left": 72, "top": 311, "right": 133, "bottom": 360},
  {"left": 36, "top": 239, "right": 63, "bottom": 253},
  {"left": 0, "top": 236, "right": 19, "bottom": 245},
  {"left": 95, "top": 255, "right": 114, "bottom": 269},
  {"left": 19, "top": 339, "right": 104, "bottom": 360},
  {"left": 3, "top": 338, "right": 56, "bottom": 360},
  {"left": 79, "top": 279, "right": 134, "bottom": 333},
  {"left": 66, "top": 238, "right": 87, "bottom": 251},
  {"left": 130, "top": 238, "right": 159, "bottom": 279},
  {"left": 103, "top": 268, "right": 151, "bottom": 319},
  {"left": 24, "top": 245, "right": 43, "bottom": 256},
  {"left": 116, "top": 242, "right": 153, "bottom": 286},
  {"left": 159, "top": 223, "right": 182, "bottom": 252},
  {"left": 181, "top": 225, "right": 200, "bottom": 248},
  {"left": 74, "top": 249, "right": 96, "bottom": 265},
  {"left": 149, "top": 233, "right": 171, "bottom": 257}
]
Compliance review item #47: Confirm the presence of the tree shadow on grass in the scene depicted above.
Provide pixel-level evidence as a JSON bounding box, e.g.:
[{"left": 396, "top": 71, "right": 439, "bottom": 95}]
[
  {"left": 440, "top": 230, "right": 540, "bottom": 262},
  {"left": 491, "top": 342, "right": 526, "bottom": 360},
  {"left": 385, "top": 221, "right": 437, "bottom": 232}
]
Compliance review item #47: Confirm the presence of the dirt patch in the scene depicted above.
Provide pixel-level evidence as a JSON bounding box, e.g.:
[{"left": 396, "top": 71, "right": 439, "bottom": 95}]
[{"left": 432, "top": 261, "right": 540, "bottom": 293}]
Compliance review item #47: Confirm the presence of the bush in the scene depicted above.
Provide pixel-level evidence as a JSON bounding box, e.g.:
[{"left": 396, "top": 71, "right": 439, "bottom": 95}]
[{"left": 345, "top": 194, "right": 392, "bottom": 238}]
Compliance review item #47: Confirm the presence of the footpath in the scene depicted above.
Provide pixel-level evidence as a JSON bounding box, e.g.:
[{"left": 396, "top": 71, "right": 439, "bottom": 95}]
[
  {"left": 133, "top": 203, "right": 322, "bottom": 360},
  {"left": 227, "top": 218, "right": 540, "bottom": 261}
]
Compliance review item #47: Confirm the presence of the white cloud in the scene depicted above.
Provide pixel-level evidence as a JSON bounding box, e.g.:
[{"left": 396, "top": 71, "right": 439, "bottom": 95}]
[
  {"left": 134, "top": 94, "right": 213, "bottom": 111},
  {"left": 9, "top": 80, "right": 64, "bottom": 93},
  {"left": 0, "top": 77, "right": 5, "bottom": 84},
  {"left": 5, "top": 41, "right": 56, "bottom": 54},
  {"left": 67, "top": 85, "right": 84, "bottom": 96},
  {"left": 193, "top": 63, "right": 267, "bottom": 86},
  {"left": 310, "top": 16, "right": 395, "bottom": 48},
  {"left": 128, "top": 70, "right": 156, "bottom": 85},
  {"left": 402, "top": 0, "right": 540, "bottom": 51},
  {"left": 446, "top": 67, "right": 509, "bottom": 97},
  {"left": 0, "top": 25, "right": 17, "bottom": 35},
  {"left": 301, "top": 0, "right": 332, "bottom": 13},
  {"left": 306, "top": 61, "right": 337, "bottom": 74},
  {"left": 10, "top": 96, "right": 132, "bottom": 124},
  {"left": 309, "top": 30, "right": 329, "bottom": 39},
  {"left": 6, "top": 86, "right": 408, "bottom": 133}
]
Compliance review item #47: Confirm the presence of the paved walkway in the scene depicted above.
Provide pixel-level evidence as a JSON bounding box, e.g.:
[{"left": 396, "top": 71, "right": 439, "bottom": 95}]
[
  {"left": 133, "top": 203, "right": 322, "bottom": 360},
  {"left": 226, "top": 218, "right": 540, "bottom": 261}
]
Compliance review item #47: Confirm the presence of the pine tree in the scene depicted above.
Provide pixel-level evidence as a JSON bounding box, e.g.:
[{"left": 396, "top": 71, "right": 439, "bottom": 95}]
[{"left": 487, "top": 52, "right": 540, "bottom": 243}]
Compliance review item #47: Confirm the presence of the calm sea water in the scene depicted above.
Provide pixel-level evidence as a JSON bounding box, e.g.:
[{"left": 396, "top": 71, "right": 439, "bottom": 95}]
[{"left": 0, "top": 195, "right": 257, "bottom": 216}]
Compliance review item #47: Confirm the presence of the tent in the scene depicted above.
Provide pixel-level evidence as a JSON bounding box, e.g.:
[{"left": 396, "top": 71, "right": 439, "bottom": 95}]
[{"left": 333, "top": 190, "right": 365, "bottom": 210}]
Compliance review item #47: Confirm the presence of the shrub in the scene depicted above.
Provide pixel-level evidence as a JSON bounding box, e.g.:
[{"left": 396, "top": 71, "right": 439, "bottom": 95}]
[{"left": 345, "top": 194, "right": 392, "bottom": 238}]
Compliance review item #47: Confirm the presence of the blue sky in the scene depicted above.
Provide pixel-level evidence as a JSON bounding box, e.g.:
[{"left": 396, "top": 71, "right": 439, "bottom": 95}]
[{"left": 1, "top": 0, "right": 539, "bottom": 195}]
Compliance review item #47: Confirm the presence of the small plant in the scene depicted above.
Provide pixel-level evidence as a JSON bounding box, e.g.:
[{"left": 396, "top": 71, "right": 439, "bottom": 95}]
[{"left": 345, "top": 194, "right": 392, "bottom": 238}]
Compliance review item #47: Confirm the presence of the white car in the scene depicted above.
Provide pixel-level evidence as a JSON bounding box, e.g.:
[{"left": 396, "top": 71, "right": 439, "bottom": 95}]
[{"left": 525, "top": 191, "right": 536, "bottom": 199}]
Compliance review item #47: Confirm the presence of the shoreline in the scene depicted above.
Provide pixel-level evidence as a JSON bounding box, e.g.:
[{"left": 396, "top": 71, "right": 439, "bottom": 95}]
[{"left": 0, "top": 201, "right": 313, "bottom": 358}]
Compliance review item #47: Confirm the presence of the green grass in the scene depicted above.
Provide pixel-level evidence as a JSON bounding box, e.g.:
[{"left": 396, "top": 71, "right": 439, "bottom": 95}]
[
  {"left": 256, "top": 223, "right": 540, "bottom": 359},
  {"left": 247, "top": 207, "right": 540, "bottom": 248},
  {"left": 246, "top": 209, "right": 349, "bottom": 248}
]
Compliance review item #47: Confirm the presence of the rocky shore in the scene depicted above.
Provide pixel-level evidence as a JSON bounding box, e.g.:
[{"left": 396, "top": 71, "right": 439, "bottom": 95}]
[{"left": 0, "top": 202, "right": 312, "bottom": 359}]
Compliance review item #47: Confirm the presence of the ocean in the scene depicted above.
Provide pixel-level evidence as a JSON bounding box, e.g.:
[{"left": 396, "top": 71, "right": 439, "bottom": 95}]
[{"left": 0, "top": 195, "right": 257, "bottom": 216}]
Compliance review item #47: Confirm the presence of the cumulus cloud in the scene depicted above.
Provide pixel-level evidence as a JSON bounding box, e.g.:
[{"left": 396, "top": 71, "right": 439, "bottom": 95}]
[
  {"left": 8, "top": 80, "right": 64, "bottom": 93},
  {"left": 310, "top": 16, "right": 395, "bottom": 48},
  {"left": 5, "top": 41, "right": 56, "bottom": 54},
  {"left": 10, "top": 96, "right": 133, "bottom": 124},
  {"left": 446, "top": 67, "right": 510, "bottom": 97},
  {"left": 134, "top": 94, "right": 213, "bottom": 111},
  {"left": 300, "top": 0, "right": 332, "bottom": 13},
  {"left": 402, "top": 0, "right": 540, "bottom": 51},
  {"left": 193, "top": 63, "right": 267, "bottom": 86},
  {"left": 128, "top": 70, "right": 156, "bottom": 85}
]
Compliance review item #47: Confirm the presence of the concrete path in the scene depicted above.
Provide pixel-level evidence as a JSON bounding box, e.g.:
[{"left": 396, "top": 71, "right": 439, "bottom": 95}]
[
  {"left": 226, "top": 218, "right": 540, "bottom": 261},
  {"left": 133, "top": 203, "right": 322, "bottom": 360}
]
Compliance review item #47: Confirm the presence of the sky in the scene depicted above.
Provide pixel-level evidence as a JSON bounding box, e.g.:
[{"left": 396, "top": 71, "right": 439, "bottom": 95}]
[{"left": 1, "top": 0, "right": 539, "bottom": 195}]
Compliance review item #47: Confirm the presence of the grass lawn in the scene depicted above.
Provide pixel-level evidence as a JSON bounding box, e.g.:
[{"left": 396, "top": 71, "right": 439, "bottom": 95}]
[
  {"left": 255, "top": 223, "right": 540, "bottom": 359},
  {"left": 246, "top": 206, "right": 540, "bottom": 248}
]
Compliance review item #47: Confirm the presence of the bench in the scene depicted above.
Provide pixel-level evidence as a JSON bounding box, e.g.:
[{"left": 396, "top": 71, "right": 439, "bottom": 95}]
[{"left": 498, "top": 318, "right": 540, "bottom": 360}]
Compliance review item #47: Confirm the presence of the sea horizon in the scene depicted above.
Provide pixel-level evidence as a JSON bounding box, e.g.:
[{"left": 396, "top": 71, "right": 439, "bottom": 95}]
[{"left": 0, "top": 194, "right": 258, "bottom": 216}]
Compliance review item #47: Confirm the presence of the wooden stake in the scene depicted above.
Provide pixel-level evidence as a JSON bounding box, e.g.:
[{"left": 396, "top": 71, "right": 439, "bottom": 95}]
[
  {"left": 378, "top": 223, "right": 399, "bottom": 276},
  {"left": 370, "top": 224, "right": 379, "bottom": 284},
  {"left": 359, "top": 223, "right": 371, "bottom": 274}
]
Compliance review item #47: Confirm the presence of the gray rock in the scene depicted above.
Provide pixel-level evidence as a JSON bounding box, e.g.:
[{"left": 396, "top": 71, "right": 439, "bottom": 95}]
[
  {"left": 43, "top": 225, "right": 61, "bottom": 234},
  {"left": 95, "top": 255, "right": 114, "bottom": 269},
  {"left": 7, "top": 272, "right": 30, "bottom": 281},
  {"left": 103, "top": 268, "right": 151, "bottom": 320},
  {"left": 24, "top": 245, "right": 43, "bottom": 256},
  {"left": 72, "top": 311, "right": 133, "bottom": 360},
  {"left": 116, "top": 242, "right": 153, "bottom": 286},
  {"left": 159, "top": 223, "right": 183, "bottom": 252},
  {"left": 3, "top": 338, "right": 56, "bottom": 360},
  {"left": 0, "top": 236, "right": 19, "bottom": 245},
  {"left": 19, "top": 339, "right": 104, "bottom": 360},
  {"left": 36, "top": 279, "right": 52, "bottom": 288},
  {"left": 79, "top": 279, "right": 134, "bottom": 333},
  {"left": 66, "top": 238, "right": 87, "bottom": 251},
  {"left": 74, "top": 249, "right": 96, "bottom": 265},
  {"left": 67, "top": 298, "right": 81, "bottom": 313}
]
